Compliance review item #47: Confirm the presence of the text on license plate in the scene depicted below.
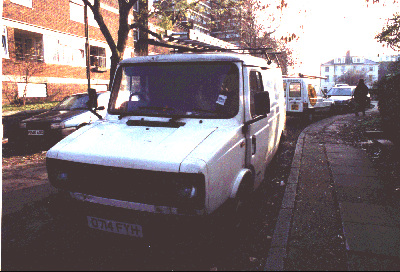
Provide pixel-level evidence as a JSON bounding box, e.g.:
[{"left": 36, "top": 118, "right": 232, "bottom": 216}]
[
  {"left": 87, "top": 216, "right": 143, "bottom": 238},
  {"left": 291, "top": 104, "right": 299, "bottom": 110},
  {"left": 28, "top": 130, "right": 44, "bottom": 135}
]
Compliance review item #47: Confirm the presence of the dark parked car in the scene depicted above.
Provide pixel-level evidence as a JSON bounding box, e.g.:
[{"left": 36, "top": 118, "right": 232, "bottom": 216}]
[{"left": 15, "top": 91, "right": 110, "bottom": 147}]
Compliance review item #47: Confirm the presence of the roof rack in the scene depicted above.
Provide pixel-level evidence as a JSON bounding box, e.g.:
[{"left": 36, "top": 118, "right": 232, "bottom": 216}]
[
  {"left": 283, "top": 73, "right": 327, "bottom": 79},
  {"left": 138, "top": 29, "right": 284, "bottom": 67}
]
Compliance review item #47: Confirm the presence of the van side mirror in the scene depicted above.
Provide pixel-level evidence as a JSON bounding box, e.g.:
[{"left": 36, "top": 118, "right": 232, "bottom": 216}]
[
  {"left": 87, "top": 88, "right": 98, "bottom": 109},
  {"left": 254, "top": 91, "right": 271, "bottom": 115}
]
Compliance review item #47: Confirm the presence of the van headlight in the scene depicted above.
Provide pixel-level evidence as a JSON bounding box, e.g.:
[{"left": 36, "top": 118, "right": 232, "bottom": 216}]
[
  {"left": 50, "top": 122, "right": 65, "bottom": 129},
  {"left": 56, "top": 172, "right": 69, "bottom": 182},
  {"left": 178, "top": 185, "right": 198, "bottom": 198}
]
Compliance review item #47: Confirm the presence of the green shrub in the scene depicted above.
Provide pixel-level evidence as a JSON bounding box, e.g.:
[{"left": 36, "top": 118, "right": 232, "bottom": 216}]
[{"left": 378, "top": 73, "right": 400, "bottom": 145}]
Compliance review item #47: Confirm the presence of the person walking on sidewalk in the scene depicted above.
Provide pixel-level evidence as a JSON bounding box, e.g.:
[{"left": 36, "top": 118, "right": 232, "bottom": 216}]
[{"left": 353, "top": 78, "right": 369, "bottom": 116}]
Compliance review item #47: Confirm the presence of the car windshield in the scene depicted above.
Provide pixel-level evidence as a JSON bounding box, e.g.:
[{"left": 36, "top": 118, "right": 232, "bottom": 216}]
[
  {"left": 109, "top": 62, "right": 240, "bottom": 119},
  {"left": 53, "top": 94, "right": 90, "bottom": 111},
  {"left": 327, "top": 88, "right": 353, "bottom": 96}
]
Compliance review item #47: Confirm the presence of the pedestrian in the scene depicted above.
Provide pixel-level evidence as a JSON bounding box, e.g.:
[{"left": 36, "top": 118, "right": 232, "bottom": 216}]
[{"left": 353, "top": 79, "right": 369, "bottom": 116}]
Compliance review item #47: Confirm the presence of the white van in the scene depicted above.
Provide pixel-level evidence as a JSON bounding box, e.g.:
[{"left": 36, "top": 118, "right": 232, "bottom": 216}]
[
  {"left": 283, "top": 75, "right": 333, "bottom": 121},
  {"left": 46, "top": 53, "right": 286, "bottom": 240}
]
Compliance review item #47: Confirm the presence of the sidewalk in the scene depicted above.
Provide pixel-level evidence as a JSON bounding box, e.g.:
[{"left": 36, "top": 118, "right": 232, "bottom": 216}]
[{"left": 265, "top": 106, "right": 400, "bottom": 271}]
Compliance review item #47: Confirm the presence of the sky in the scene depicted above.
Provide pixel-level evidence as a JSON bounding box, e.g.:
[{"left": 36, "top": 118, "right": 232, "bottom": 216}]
[{"left": 269, "top": 0, "right": 400, "bottom": 75}]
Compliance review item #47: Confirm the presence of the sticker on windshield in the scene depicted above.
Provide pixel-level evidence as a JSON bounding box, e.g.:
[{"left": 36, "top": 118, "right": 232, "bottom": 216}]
[{"left": 216, "top": 95, "right": 227, "bottom": 106}]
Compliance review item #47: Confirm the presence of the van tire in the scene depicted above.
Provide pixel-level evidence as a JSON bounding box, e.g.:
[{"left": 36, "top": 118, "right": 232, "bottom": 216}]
[
  {"left": 229, "top": 175, "right": 253, "bottom": 229},
  {"left": 280, "top": 128, "right": 288, "bottom": 142},
  {"left": 303, "top": 112, "right": 313, "bottom": 123}
]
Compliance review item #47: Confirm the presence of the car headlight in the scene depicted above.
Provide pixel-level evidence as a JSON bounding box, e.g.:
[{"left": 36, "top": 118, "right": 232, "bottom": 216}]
[
  {"left": 20, "top": 122, "right": 26, "bottom": 129},
  {"left": 50, "top": 122, "right": 65, "bottom": 129}
]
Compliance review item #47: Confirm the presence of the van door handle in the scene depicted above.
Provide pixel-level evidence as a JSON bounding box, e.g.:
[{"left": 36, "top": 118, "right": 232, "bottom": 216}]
[{"left": 252, "top": 136, "right": 256, "bottom": 155}]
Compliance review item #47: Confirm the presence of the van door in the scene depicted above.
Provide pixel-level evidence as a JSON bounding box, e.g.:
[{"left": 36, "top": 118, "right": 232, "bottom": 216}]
[
  {"left": 287, "top": 80, "right": 303, "bottom": 113},
  {"left": 244, "top": 68, "right": 274, "bottom": 190}
]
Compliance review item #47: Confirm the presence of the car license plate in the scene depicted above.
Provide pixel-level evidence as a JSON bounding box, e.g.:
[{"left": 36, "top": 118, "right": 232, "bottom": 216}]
[
  {"left": 87, "top": 216, "right": 143, "bottom": 238},
  {"left": 28, "top": 130, "right": 44, "bottom": 135},
  {"left": 291, "top": 104, "right": 299, "bottom": 110}
]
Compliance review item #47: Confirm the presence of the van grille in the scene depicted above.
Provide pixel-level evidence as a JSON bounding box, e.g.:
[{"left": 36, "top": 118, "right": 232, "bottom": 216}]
[{"left": 46, "top": 158, "right": 205, "bottom": 209}]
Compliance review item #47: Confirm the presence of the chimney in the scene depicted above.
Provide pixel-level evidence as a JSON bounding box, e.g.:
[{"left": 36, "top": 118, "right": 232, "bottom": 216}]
[{"left": 346, "top": 50, "right": 351, "bottom": 64}]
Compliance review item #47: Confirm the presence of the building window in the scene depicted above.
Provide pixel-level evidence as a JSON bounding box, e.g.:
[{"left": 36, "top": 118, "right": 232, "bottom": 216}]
[
  {"left": 369, "top": 66, "right": 373, "bottom": 72},
  {"left": 325, "top": 67, "right": 329, "bottom": 72},
  {"left": 326, "top": 75, "right": 329, "bottom": 81},
  {"left": 90, "top": 45, "right": 106, "bottom": 68},
  {"left": 2, "top": 26, "right": 9, "bottom": 58},
  {"left": 14, "top": 30, "right": 43, "bottom": 62},
  {"left": 369, "top": 75, "right": 373, "bottom": 82},
  {"left": 133, "top": 29, "right": 139, "bottom": 42},
  {"left": 70, "top": 1, "right": 98, "bottom": 27},
  {"left": 10, "top": 0, "right": 32, "bottom": 8}
]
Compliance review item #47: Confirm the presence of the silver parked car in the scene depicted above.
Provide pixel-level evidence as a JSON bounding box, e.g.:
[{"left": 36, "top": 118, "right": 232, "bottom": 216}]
[{"left": 326, "top": 86, "right": 356, "bottom": 112}]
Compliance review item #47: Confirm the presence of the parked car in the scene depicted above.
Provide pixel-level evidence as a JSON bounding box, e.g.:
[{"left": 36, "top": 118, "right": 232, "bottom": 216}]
[
  {"left": 46, "top": 53, "right": 287, "bottom": 241},
  {"left": 326, "top": 86, "right": 356, "bottom": 112},
  {"left": 283, "top": 75, "right": 334, "bottom": 121},
  {"left": 17, "top": 91, "right": 110, "bottom": 147}
]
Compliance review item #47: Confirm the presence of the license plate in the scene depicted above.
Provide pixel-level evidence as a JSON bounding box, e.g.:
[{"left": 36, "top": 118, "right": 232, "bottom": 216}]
[
  {"left": 87, "top": 216, "right": 143, "bottom": 238},
  {"left": 28, "top": 130, "right": 44, "bottom": 135},
  {"left": 291, "top": 104, "right": 299, "bottom": 110}
]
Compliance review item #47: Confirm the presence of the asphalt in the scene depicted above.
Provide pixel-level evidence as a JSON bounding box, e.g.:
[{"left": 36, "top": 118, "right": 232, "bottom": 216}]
[
  {"left": 2, "top": 104, "right": 400, "bottom": 270},
  {"left": 265, "top": 104, "right": 400, "bottom": 271}
]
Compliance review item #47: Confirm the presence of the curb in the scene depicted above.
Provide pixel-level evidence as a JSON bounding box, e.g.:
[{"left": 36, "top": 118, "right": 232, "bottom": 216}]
[
  {"left": 264, "top": 116, "right": 342, "bottom": 271},
  {"left": 264, "top": 123, "right": 306, "bottom": 271}
]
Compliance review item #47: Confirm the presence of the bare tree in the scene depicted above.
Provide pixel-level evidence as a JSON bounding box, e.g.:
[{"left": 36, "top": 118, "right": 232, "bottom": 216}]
[
  {"left": 83, "top": 0, "right": 206, "bottom": 88},
  {"left": 209, "top": 0, "right": 293, "bottom": 73},
  {"left": 337, "top": 68, "right": 371, "bottom": 86}
]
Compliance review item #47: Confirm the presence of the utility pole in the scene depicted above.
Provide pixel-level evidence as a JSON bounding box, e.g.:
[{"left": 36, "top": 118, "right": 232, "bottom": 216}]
[
  {"left": 84, "top": 3, "right": 91, "bottom": 90},
  {"left": 134, "top": 0, "right": 149, "bottom": 56}
]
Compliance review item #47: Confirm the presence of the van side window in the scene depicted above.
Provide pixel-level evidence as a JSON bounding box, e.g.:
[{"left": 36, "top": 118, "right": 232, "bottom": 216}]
[
  {"left": 249, "top": 70, "right": 264, "bottom": 118},
  {"left": 289, "top": 82, "right": 301, "bottom": 97}
]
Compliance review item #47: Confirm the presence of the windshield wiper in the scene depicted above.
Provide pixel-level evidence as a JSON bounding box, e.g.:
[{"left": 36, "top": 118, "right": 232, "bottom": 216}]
[{"left": 190, "top": 108, "right": 217, "bottom": 115}]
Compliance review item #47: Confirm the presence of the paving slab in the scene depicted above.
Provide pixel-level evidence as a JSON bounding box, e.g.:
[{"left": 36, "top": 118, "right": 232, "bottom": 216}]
[
  {"left": 347, "top": 251, "right": 400, "bottom": 271},
  {"left": 330, "top": 165, "right": 378, "bottom": 177},
  {"left": 339, "top": 202, "right": 400, "bottom": 227},
  {"left": 343, "top": 222, "right": 400, "bottom": 257}
]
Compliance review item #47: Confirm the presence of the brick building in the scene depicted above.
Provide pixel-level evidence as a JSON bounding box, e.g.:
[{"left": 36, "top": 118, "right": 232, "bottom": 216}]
[{"left": 2, "top": 0, "right": 137, "bottom": 104}]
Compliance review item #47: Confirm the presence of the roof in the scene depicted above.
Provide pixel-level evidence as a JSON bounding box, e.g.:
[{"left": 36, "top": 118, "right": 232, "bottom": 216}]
[
  {"left": 119, "top": 53, "right": 274, "bottom": 68},
  {"left": 321, "top": 57, "right": 379, "bottom": 66}
]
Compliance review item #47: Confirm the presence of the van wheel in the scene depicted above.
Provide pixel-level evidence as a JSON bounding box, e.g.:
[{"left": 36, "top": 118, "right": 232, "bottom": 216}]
[
  {"left": 280, "top": 129, "right": 288, "bottom": 142},
  {"left": 303, "top": 112, "right": 313, "bottom": 123},
  {"left": 230, "top": 176, "right": 253, "bottom": 228},
  {"left": 329, "top": 105, "right": 336, "bottom": 116}
]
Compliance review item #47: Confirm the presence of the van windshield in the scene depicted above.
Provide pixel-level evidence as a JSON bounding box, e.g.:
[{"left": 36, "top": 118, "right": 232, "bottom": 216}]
[{"left": 109, "top": 62, "right": 239, "bottom": 119}]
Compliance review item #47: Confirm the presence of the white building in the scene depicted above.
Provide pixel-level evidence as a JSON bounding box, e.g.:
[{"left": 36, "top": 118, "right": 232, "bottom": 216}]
[{"left": 320, "top": 51, "right": 379, "bottom": 90}]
